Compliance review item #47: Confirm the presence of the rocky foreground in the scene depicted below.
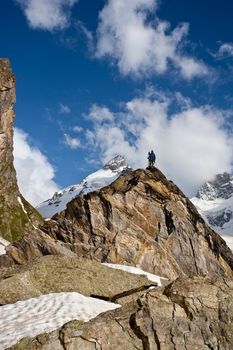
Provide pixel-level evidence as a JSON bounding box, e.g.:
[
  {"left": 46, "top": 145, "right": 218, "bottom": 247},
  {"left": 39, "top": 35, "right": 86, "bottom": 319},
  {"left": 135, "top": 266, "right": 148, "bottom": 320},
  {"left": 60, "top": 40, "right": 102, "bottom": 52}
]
[
  {"left": 6, "top": 273, "right": 233, "bottom": 350},
  {"left": 0, "top": 59, "right": 233, "bottom": 349}
]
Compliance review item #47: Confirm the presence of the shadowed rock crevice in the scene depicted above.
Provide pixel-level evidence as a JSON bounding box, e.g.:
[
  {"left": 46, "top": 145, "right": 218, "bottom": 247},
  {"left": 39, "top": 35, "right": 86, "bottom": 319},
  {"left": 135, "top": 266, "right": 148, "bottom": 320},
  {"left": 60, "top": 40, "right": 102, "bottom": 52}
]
[
  {"left": 164, "top": 207, "right": 176, "bottom": 235},
  {"left": 83, "top": 196, "right": 94, "bottom": 237},
  {"left": 129, "top": 309, "right": 150, "bottom": 350},
  {"left": 103, "top": 283, "right": 157, "bottom": 303},
  {"left": 99, "top": 194, "right": 112, "bottom": 230}
]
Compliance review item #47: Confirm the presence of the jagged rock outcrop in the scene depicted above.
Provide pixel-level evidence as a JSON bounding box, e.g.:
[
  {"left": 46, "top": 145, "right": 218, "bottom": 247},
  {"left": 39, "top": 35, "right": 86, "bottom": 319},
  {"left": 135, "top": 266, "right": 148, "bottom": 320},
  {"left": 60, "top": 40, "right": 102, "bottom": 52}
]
[
  {"left": 0, "top": 227, "right": 79, "bottom": 267},
  {"left": 9, "top": 276, "right": 233, "bottom": 350},
  {"left": 0, "top": 58, "right": 43, "bottom": 242}
]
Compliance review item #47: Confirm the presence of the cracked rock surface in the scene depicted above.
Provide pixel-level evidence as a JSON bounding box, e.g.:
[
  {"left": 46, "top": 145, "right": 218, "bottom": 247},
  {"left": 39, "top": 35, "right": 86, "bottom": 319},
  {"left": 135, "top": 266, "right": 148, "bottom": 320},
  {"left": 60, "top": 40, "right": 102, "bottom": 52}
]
[{"left": 9, "top": 276, "right": 233, "bottom": 350}]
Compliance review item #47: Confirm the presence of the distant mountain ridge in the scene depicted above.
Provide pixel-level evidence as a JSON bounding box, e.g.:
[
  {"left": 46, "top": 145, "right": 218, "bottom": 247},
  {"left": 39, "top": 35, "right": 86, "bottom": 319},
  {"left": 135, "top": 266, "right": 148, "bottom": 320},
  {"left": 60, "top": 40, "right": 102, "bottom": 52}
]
[
  {"left": 191, "top": 172, "right": 233, "bottom": 250},
  {"left": 36, "top": 155, "right": 130, "bottom": 218}
]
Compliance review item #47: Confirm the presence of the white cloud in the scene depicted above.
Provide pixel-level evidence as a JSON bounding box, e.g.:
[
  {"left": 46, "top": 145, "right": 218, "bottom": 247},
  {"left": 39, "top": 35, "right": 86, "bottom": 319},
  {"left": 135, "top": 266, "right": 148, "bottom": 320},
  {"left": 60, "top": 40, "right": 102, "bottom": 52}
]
[
  {"left": 63, "top": 133, "right": 81, "bottom": 149},
  {"left": 87, "top": 104, "right": 114, "bottom": 122},
  {"left": 13, "top": 128, "right": 60, "bottom": 206},
  {"left": 85, "top": 95, "right": 233, "bottom": 197},
  {"left": 215, "top": 42, "right": 233, "bottom": 59},
  {"left": 16, "top": 0, "right": 78, "bottom": 31},
  {"left": 96, "top": 0, "right": 208, "bottom": 79},
  {"left": 59, "top": 103, "right": 71, "bottom": 114},
  {"left": 73, "top": 126, "right": 83, "bottom": 133}
]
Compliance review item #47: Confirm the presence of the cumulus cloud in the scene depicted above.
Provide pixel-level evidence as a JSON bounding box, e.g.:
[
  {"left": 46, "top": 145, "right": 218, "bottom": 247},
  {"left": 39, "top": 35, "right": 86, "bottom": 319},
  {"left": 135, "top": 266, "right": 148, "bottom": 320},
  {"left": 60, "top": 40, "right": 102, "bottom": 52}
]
[
  {"left": 16, "top": 0, "right": 78, "bottom": 31},
  {"left": 96, "top": 0, "right": 208, "bottom": 79},
  {"left": 63, "top": 133, "right": 81, "bottom": 149},
  {"left": 87, "top": 104, "right": 114, "bottom": 122},
  {"left": 13, "top": 128, "right": 60, "bottom": 206},
  {"left": 85, "top": 94, "right": 233, "bottom": 196}
]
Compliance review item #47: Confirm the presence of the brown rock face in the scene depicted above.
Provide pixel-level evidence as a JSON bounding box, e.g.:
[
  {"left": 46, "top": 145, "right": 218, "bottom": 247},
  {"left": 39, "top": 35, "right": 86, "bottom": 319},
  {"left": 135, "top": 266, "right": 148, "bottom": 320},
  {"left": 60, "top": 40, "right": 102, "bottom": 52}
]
[
  {"left": 9, "top": 277, "right": 233, "bottom": 350},
  {"left": 39, "top": 167, "right": 233, "bottom": 280},
  {"left": 0, "top": 58, "right": 43, "bottom": 242}
]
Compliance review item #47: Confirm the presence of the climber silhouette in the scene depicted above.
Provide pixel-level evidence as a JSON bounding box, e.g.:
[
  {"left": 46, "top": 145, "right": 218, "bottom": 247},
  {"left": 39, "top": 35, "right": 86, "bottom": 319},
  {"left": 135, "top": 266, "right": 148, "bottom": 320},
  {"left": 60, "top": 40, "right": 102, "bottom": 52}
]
[{"left": 148, "top": 150, "right": 156, "bottom": 167}]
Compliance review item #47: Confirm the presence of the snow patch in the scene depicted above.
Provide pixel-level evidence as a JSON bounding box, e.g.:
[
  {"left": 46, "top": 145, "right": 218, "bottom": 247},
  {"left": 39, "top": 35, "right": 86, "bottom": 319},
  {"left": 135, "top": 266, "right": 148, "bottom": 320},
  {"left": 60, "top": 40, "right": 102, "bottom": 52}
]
[
  {"left": 0, "top": 236, "right": 10, "bottom": 256},
  {"left": 102, "top": 263, "right": 167, "bottom": 286},
  {"left": 0, "top": 292, "right": 120, "bottom": 349},
  {"left": 17, "top": 196, "right": 27, "bottom": 214}
]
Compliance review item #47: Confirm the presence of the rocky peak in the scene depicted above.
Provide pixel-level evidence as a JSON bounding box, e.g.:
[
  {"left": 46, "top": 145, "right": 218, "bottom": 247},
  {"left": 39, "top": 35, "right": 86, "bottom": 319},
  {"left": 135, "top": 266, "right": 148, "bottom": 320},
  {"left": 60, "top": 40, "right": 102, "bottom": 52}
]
[
  {"left": 31, "top": 167, "right": 232, "bottom": 279},
  {"left": 0, "top": 59, "right": 43, "bottom": 242},
  {"left": 197, "top": 172, "right": 233, "bottom": 201},
  {"left": 103, "top": 155, "right": 129, "bottom": 172}
]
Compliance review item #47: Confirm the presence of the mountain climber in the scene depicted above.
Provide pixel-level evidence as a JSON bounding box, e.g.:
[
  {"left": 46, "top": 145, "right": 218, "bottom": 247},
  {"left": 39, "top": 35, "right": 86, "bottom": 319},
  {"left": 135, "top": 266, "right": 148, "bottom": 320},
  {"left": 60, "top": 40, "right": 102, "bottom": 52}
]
[{"left": 148, "top": 150, "right": 156, "bottom": 167}]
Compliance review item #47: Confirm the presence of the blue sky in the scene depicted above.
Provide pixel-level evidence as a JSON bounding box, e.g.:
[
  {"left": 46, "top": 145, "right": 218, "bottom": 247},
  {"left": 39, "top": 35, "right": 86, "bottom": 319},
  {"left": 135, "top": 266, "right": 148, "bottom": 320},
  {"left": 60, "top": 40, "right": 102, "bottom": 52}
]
[{"left": 1, "top": 0, "right": 233, "bottom": 205}]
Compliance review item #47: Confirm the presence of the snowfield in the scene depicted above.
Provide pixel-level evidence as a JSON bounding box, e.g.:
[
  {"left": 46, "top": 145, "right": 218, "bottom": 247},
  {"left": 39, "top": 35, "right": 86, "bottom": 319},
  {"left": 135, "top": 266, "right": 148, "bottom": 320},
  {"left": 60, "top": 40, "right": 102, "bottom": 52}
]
[{"left": 0, "top": 292, "right": 121, "bottom": 350}]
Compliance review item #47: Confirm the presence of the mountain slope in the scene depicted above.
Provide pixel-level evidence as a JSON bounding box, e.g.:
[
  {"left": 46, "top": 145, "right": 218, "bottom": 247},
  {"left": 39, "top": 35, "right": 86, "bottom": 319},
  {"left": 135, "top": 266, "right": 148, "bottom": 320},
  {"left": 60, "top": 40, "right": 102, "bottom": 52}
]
[
  {"left": 191, "top": 173, "right": 233, "bottom": 250},
  {"left": 0, "top": 59, "right": 43, "bottom": 242},
  {"left": 36, "top": 155, "right": 130, "bottom": 218}
]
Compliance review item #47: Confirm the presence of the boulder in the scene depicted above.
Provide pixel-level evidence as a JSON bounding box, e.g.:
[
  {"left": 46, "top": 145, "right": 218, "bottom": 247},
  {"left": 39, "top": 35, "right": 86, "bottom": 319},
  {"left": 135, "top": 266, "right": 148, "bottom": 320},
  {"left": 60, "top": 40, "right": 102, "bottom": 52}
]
[{"left": 0, "top": 255, "right": 154, "bottom": 305}]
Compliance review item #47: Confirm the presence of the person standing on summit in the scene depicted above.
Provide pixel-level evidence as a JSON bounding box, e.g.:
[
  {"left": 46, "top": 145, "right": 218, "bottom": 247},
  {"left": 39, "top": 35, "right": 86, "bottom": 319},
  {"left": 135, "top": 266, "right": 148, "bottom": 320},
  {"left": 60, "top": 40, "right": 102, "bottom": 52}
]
[{"left": 148, "top": 150, "right": 156, "bottom": 167}]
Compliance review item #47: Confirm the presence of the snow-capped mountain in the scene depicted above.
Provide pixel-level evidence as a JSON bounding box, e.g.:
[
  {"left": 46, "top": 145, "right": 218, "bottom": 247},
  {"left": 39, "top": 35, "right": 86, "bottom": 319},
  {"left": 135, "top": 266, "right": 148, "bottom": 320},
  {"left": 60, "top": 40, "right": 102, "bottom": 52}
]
[
  {"left": 36, "top": 155, "right": 130, "bottom": 218},
  {"left": 191, "top": 172, "right": 233, "bottom": 250}
]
